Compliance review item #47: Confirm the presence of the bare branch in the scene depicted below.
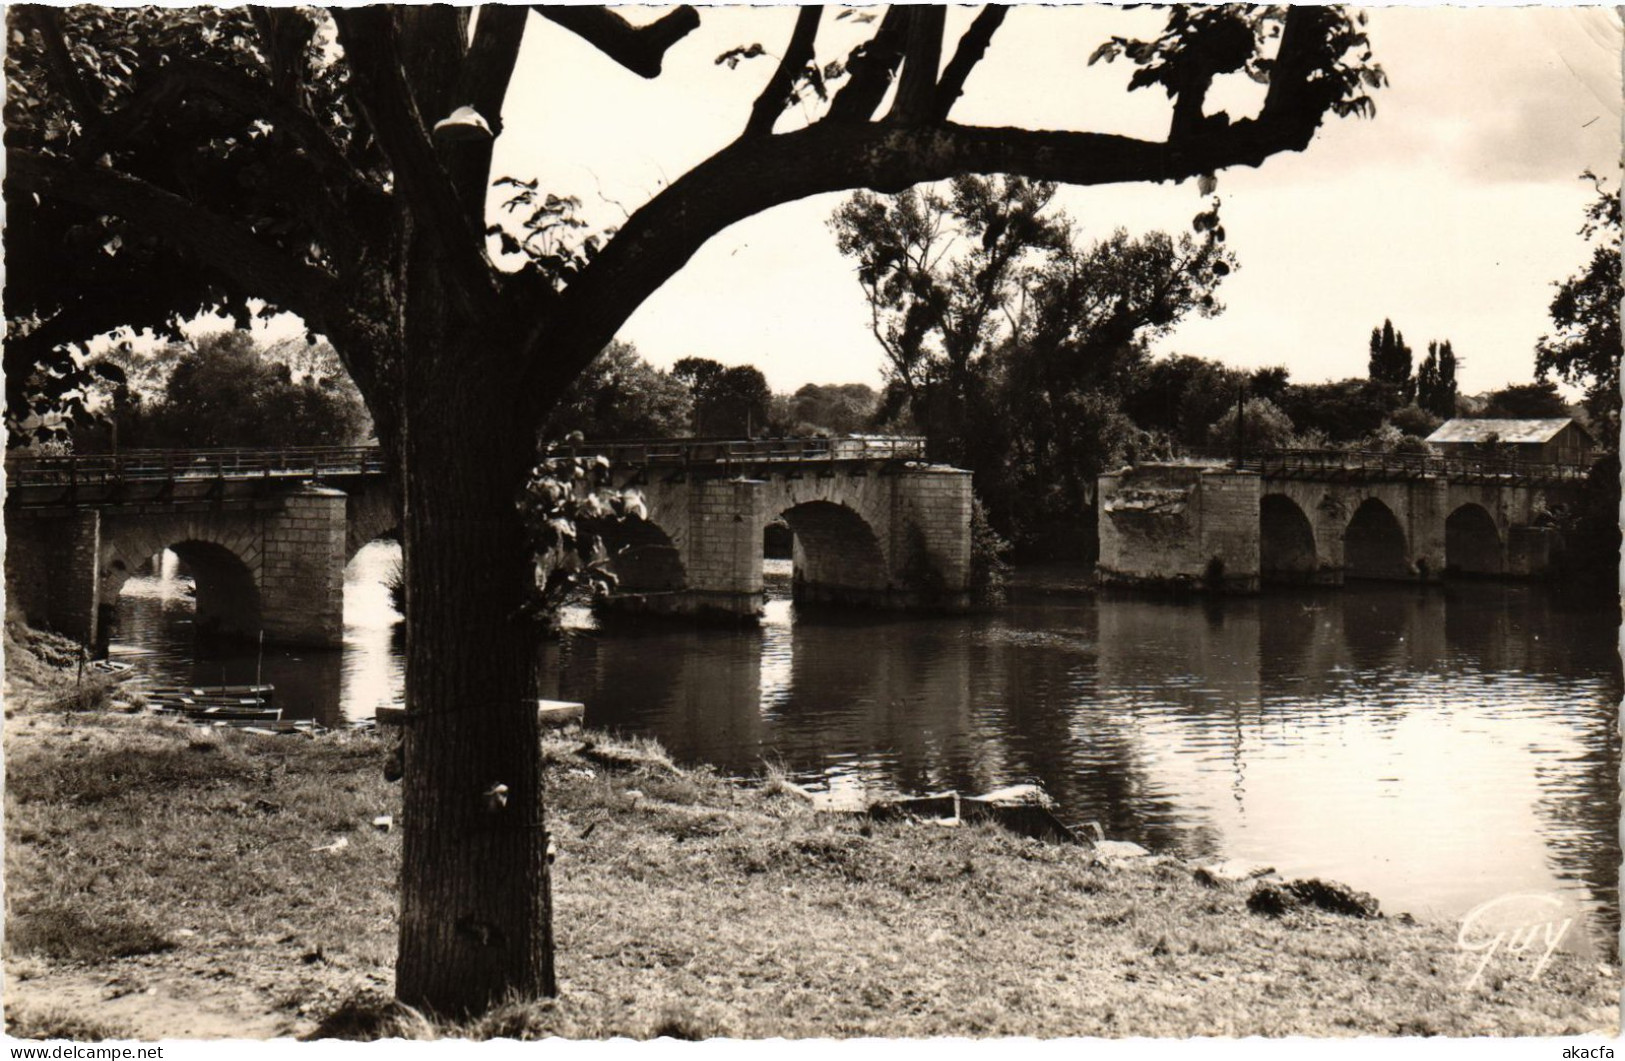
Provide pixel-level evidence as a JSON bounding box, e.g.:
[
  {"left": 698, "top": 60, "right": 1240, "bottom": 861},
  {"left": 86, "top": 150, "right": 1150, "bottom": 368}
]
[
  {"left": 516, "top": 107, "right": 1346, "bottom": 416},
  {"left": 331, "top": 7, "right": 498, "bottom": 315},
  {"left": 535, "top": 5, "right": 700, "bottom": 79},
  {"left": 17, "top": 7, "right": 100, "bottom": 120},
  {"left": 887, "top": 7, "right": 945, "bottom": 123},
  {"left": 825, "top": 7, "right": 909, "bottom": 123},
  {"left": 931, "top": 6, "right": 1006, "bottom": 122},
  {"left": 8, "top": 150, "right": 342, "bottom": 329},
  {"left": 743, "top": 7, "right": 822, "bottom": 139}
]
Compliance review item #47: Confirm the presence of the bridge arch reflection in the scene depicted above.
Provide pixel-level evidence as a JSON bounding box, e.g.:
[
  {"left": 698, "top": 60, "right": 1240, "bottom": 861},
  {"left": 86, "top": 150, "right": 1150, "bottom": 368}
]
[{"left": 1344, "top": 498, "right": 1410, "bottom": 580}]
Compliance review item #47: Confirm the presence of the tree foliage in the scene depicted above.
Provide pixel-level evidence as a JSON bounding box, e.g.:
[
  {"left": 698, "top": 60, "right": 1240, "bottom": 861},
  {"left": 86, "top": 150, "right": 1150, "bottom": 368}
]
[
  {"left": 774, "top": 382, "right": 879, "bottom": 436},
  {"left": 75, "top": 329, "right": 370, "bottom": 450},
  {"left": 1536, "top": 174, "right": 1621, "bottom": 444},
  {"left": 1414, "top": 339, "right": 1458, "bottom": 419},
  {"left": 6, "top": 2, "right": 1387, "bottom": 1015},
  {"left": 833, "top": 174, "right": 1235, "bottom": 551},
  {"left": 672, "top": 357, "right": 772, "bottom": 436},
  {"left": 1481, "top": 380, "right": 1570, "bottom": 420},
  {"left": 1207, "top": 396, "right": 1296, "bottom": 454},
  {"left": 545, "top": 340, "right": 692, "bottom": 440},
  {"left": 1367, "top": 318, "right": 1413, "bottom": 403},
  {"left": 1278, "top": 378, "right": 1400, "bottom": 443}
]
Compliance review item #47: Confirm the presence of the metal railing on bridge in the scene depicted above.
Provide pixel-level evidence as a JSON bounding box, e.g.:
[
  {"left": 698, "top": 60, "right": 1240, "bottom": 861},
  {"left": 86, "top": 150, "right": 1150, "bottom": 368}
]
[
  {"left": 553, "top": 435, "right": 928, "bottom": 469},
  {"left": 4, "top": 436, "right": 929, "bottom": 491},
  {"left": 1235, "top": 448, "right": 1592, "bottom": 486},
  {"left": 4, "top": 445, "right": 388, "bottom": 489}
]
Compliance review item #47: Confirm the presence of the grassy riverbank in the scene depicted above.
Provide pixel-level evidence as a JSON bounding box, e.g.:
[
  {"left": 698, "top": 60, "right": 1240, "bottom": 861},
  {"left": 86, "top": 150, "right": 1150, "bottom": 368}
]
[{"left": 4, "top": 627, "right": 1617, "bottom": 1039}]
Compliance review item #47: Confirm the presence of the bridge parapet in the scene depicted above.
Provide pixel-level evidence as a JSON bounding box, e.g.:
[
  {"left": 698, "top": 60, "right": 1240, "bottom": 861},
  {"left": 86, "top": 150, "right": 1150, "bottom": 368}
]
[{"left": 1239, "top": 448, "right": 1590, "bottom": 487}]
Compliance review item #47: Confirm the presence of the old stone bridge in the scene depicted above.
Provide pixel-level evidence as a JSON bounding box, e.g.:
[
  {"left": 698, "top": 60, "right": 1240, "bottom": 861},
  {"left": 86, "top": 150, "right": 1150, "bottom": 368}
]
[
  {"left": 1097, "top": 450, "right": 1592, "bottom": 593},
  {"left": 4, "top": 438, "right": 971, "bottom": 647}
]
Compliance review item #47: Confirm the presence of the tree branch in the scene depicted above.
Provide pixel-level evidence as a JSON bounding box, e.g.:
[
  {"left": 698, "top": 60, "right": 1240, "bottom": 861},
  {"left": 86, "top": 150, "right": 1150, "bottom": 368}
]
[
  {"left": 743, "top": 6, "right": 822, "bottom": 139},
  {"left": 331, "top": 7, "right": 498, "bottom": 315},
  {"left": 825, "top": 7, "right": 909, "bottom": 123},
  {"left": 444, "top": 5, "right": 531, "bottom": 219},
  {"left": 17, "top": 7, "right": 101, "bottom": 121},
  {"left": 887, "top": 7, "right": 945, "bottom": 123},
  {"left": 9, "top": 151, "right": 343, "bottom": 329},
  {"left": 535, "top": 6, "right": 700, "bottom": 79},
  {"left": 515, "top": 107, "right": 1335, "bottom": 417},
  {"left": 931, "top": 6, "right": 1006, "bottom": 122}
]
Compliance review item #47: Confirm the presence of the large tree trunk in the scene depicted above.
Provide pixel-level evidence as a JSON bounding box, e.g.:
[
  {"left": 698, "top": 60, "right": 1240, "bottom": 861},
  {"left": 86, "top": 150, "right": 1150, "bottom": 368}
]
[{"left": 392, "top": 273, "right": 555, "bottom": 1014}]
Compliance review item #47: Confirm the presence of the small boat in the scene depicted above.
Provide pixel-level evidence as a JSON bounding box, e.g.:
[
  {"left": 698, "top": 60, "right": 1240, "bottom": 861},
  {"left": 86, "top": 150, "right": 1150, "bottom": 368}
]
[
  {"left": 89, "top": 660, "right": 135, "bottom": 676},
  {"left": 146, "top": 683, "right": 274, "bottom": 701},
  {"left": 151, "top": 702, "right": 282, "bottom": 722}
]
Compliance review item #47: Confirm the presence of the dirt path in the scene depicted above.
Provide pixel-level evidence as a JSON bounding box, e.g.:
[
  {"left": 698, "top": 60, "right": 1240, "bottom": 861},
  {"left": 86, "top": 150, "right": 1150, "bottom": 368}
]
[{"left": 7, "top": 965, "right": 315, "bottom": 1040}]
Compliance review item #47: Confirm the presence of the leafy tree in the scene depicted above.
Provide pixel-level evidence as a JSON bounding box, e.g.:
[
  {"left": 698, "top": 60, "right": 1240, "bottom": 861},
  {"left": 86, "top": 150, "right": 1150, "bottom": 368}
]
[
  {"left": 834, "top": 174, "right": 1234, "bottom": 551},
  {"left": 546, "top": 340, "right": 692, "bottom": 440},
  {"left": 673, "top": 356, "right": 772, "bottom": 436},
  {"left": 778, "top": 382, "right": 878, "bottom": 436},
  {"left": 1367, "top": 318, "right": 1414, "bottom": 402},
  {"left": 831, "top": 174, "right": 1071, "bottom": 465},
  {"left": 1388, "top": 402, "right": 1442, "bottom": 439},
  {"left": 1122, "top": 354, "right": 1227, "bottom": 440},
  {"left": 1536, "top": 173, "right": 1621, "bottom": 445},
  {"left": 78, "top": 330, "right": 369, "bottom": 450},
  {"left": 1278, "top": 378, "right": 1399, "bottom": 443},
  {"left": 1414, "top": 339, "right": 1458, "bottom": 419},
  {"left": 6, "top": 3, "right": 1385, "bottom": 1014},
  {"left": 1206, "top": 396, "right": 1295, "bottom": 454},
  {"left": 1481, "top": 380, "right": 1570, "bottom": 419},
  {"left": 993, "top": 222, "right": 1234, "bottom": 538}
]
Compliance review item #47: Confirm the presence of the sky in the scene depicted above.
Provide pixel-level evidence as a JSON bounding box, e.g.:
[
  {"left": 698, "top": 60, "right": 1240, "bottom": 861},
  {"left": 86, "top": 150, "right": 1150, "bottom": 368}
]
[{"left": 477, "top": 4, "right": 1622, "bottom": 396}]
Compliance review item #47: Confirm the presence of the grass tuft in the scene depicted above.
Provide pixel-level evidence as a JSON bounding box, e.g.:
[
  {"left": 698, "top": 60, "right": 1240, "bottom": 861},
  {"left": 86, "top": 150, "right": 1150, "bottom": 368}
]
[{"left": 6, "top": 1006, "right": 136, "bottom": 1042}]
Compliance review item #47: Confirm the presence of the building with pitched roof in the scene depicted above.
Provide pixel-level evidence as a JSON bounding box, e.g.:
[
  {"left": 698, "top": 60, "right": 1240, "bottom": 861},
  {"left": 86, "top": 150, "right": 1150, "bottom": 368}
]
[{"left": 1424, "top": 418, "right": 1594, "bottom": 465}]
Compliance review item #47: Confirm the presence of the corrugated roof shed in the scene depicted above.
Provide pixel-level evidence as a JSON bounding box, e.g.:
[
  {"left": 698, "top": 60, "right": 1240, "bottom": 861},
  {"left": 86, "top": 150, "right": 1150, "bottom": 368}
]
[{"left": 1425, "top": 418, "right": 1581, "bottom": 445}]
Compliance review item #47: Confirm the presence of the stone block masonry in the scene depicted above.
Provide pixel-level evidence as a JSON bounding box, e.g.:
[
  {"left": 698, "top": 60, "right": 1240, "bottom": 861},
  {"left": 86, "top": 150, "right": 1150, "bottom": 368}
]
[
  {"left": 4, "top": 509, "right": 102, "bottom": 643},
  {"left": 1098, "top": 465, "right": 1261, "bottom": 592},
  {"left": 1099, "top": 461, "right": 1578, "bottom": 592},
  {"left": 258, "top": 485, "right": 350, "bottom": 646},
  {"left": 601, "top": 463, "right": 974, "bottom": 620}
]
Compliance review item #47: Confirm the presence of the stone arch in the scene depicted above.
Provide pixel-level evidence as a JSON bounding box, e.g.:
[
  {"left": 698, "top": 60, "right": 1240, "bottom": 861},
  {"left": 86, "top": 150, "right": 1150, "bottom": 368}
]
[
  {"left": 1343, "top": 498, "right": 1410, "bottom": 580},
  {"left": 1445, "top": 503, "right": 1504, "bottom": 576},
  {"left": 100, "top": 517, "right": 261, "bottom": 605},
  {"left": 779, "top": 499, "right": 890, "bottom": 605},
  {"left": 346, "top": 486, "right": 401, "bottom": 562},
  {"left": 102, "top": 530, "right": 262, "bottom": 641},
  {"left": 168, "top": 540, "right": 262, "bottom": 639},
  {"left": 592, "top": 515, "right": 687, "bottom": 594},
  {"left": 1260, "top": 494, "right": 1318, "bottom": 584}
]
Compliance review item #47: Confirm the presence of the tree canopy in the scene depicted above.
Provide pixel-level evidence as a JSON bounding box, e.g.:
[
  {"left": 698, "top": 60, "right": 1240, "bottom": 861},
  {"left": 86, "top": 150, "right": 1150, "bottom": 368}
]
[
  {"left": 6, "top": 2, "right": 1387, "bottom": 1016},
  {"left": 545, "top": 340, "right": 692, "bottom": 441},
  {"left": 1367, "top": 318, "right": 1414, "bottom": 403},
  {"left": 1536, "top": 174, "right": 1621, "bottom": 444}
]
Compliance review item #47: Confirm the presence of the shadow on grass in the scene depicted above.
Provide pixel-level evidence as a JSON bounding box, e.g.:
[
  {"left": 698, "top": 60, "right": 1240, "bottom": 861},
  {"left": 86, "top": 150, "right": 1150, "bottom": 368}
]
[{"left": 7, "top": 905, "right": 176, "bottom": 962}]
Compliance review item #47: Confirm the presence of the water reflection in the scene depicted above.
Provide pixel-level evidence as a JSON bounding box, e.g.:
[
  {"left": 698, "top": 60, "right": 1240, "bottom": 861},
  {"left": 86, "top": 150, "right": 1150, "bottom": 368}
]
[{"left": 109, "top": 550, "right": 1620, "bottom": 957}]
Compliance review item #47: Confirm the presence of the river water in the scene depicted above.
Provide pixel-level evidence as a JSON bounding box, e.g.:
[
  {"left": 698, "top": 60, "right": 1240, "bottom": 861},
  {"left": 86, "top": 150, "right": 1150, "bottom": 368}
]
[{"left": 110, "top": 542, "right": 1621, "bottom": 957}]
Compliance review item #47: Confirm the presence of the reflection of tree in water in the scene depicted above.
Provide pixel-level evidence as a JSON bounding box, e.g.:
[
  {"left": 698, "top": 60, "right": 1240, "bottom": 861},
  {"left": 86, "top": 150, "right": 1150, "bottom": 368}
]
[
  {"left": 555, "top": 624, "right": 766, "bottom": 772},
  {"left": 1530, "top": 716, "right": 1621, "bottom": 960}
]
